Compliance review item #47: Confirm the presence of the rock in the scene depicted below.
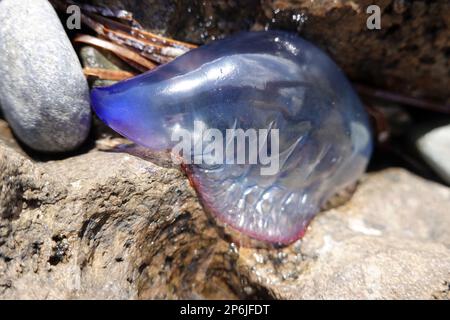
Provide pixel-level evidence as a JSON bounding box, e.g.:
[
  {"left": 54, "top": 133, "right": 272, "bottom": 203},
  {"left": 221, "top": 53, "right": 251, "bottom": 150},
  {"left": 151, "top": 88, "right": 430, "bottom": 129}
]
[
  {"left": 80, "top": 46, "right": 118, "bottom": 87},
  {"left": 85, "top": 0, "right": 449, "bottom": 105},
  {"left": 80, "top": 46, "right": 122, "bottom": 72},
  {"left": 415, "top": 122, "right": 450, "bottom": 185},
  {"left": 0, "top": 0, "right": 91, "bottom": 153},
  {"left": 239, "top": 169, "right": 450, "bottom": 299},
  {"left": 1, "top": 140, "right": 449, "bottom": 299},
  {"left": 80, "top": 46, "right": 133, "bottom": 88}
]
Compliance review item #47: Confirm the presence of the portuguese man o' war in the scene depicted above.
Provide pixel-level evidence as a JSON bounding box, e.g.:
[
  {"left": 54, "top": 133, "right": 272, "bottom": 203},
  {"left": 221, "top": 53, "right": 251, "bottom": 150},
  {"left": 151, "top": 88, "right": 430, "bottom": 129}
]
[{"left": 91, "top": 31, "right": 373, "bottom": 244}]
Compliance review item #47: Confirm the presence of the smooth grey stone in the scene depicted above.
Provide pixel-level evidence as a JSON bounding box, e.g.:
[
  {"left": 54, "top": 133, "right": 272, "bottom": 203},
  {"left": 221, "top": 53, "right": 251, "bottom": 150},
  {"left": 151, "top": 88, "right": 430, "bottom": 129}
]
[
  {"left": 416, "top": 123, "right": 450, "bottom": 185},
  {"left": 0, "top": 0, "right": 91, "bottom": 152}
]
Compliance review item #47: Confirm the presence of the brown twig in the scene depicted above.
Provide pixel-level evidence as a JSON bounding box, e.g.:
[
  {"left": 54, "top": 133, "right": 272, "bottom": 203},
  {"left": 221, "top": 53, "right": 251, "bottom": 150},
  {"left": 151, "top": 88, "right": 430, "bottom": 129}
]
[
  {"left": 81, "top": 10, "right": 196, "bottom": 50},
  {"left": 83, "top": 67, "right": 136, "bottom": 81},
  {"left": 74, "top": 34, "right": 156, "bottom": 70},
  {"left": 52, "top": 0, "right": 195, "bottom": 66},
  {"left": 81, "top": 12, "right": 192, "bottom": 64}
]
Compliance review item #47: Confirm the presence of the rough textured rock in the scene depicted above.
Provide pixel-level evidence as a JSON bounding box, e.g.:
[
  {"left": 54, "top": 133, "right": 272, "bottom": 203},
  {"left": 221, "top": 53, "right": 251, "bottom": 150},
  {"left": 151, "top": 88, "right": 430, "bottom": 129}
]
[
  {"left": 1, "top": 131, "right": 449, "bottom": 299},
  {"left": 239, "top": 170, "right": 450, "bottom": 299},
  {"left": 84, "top": 0, "right": 450, "bottom": 105},
  {"left": 0, "top": 0, "right": 91, "bottom": 152}
]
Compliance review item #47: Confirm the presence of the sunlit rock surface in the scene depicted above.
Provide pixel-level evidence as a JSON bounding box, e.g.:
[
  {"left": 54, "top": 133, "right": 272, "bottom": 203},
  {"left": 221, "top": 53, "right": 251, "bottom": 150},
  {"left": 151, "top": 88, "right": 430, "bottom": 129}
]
[{"left": 0, "top": 136, "right": 449, "bottom": 299}]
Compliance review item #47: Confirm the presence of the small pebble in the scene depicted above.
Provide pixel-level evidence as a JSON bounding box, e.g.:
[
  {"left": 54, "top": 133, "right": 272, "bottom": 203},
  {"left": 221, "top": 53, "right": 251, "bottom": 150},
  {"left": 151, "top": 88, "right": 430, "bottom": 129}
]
[
  {"left": 415, "top": 123, "right": 450, "bottom": 184},
  {"left": 80, "top": 46, "right": 124, "bottom": 88}
]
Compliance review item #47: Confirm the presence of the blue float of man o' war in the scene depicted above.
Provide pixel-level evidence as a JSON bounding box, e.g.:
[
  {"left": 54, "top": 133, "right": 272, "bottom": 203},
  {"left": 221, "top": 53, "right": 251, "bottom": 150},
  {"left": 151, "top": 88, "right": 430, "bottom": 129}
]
[{"left": 91, "top": 31, "right": 373, "bottom": 244}]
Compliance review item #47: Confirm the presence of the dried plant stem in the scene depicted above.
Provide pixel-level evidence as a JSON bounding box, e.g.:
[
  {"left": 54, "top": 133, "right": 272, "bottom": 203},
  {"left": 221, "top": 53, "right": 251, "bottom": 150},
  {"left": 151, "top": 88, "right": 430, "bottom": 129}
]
[
  {"left": 83, "top": 67, "right": 136, "bottom": 81},
  {"left": 52, "top": 0, "right": 196, "bottom": 65},
  {"left": 74, "top": 34, "right": 156, "bottom": 70}
]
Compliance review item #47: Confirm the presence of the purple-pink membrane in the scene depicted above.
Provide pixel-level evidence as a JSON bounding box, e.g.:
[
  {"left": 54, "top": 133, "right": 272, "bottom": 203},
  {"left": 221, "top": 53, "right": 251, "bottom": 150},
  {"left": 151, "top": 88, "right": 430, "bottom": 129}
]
[{"left": 91, "top": 31, "right": 373, "bottom": 244}]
